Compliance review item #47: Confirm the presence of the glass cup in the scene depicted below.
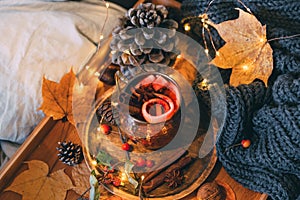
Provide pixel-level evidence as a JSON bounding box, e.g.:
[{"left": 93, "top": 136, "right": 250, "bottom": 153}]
[{"left": 111, "top": 71, "right": 182, "bottom": 150}]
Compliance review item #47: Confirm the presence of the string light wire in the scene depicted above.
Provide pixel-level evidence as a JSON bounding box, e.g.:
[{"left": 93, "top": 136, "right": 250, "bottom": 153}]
[{"left": 97, "top": 0, "right": 110, "bottom": 50}]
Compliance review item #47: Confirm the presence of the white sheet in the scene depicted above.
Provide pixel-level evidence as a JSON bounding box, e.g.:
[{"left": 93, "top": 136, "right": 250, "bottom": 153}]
[{"left": 0, "top": 0, "right": 125, "bottom": 167}]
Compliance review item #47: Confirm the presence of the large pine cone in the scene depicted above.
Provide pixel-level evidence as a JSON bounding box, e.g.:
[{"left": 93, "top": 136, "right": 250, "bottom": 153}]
[
  {"left": 110, "top": 3, "right": 179, "bottom": 79},
  {"left": 128, "top": 3, "right": 168, "bottom": 28}
]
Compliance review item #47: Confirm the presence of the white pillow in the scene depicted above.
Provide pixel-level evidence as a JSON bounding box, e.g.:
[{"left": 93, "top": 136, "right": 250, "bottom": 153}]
[{"left": 0, "top": 0, "right": 125, "bottom": 144}]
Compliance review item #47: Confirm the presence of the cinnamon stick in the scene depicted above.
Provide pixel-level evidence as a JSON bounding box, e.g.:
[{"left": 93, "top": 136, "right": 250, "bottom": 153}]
[
  {"left": 118, "top": 102, "right": 141, "bottom": 115},
  {"left": 142, "top": 155, "right": 194, "bottom": 193},
  {"left": 143, "top": 149, "right": 186, "bottom": 183}
]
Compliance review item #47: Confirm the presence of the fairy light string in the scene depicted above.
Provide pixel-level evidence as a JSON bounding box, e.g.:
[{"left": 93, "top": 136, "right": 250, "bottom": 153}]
[
  {"left": 80, "top": 0, "right": 110, "bottom": 80},
  {"left": 97, "top": 1, "right": 110, "bottom": 50},
  {"left": 182, "top": 0, "right": 219, "bottom": 58},
  {"left": 181, "top": 0, "right": 300, "bottom": 85}
]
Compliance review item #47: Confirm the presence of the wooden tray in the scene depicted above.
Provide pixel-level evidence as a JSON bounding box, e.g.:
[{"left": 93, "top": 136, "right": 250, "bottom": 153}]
[
  {"left": 0, "top": 117, "right": 85, "bottom": 200},
  {"left": 0, "top": 116, "right": 268, "bottom": 200},
  {"left": 82, "top": 85, "right": 218, "bottom": 199}
]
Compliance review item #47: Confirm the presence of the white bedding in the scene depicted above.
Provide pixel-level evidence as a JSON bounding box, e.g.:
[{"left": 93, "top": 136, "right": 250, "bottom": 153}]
[{"left": 0, "top": 0, "right": 125, "bottom": 168}]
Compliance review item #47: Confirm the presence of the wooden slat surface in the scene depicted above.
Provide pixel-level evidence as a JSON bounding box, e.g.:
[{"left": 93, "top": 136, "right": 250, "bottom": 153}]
[
  {"left": 0, "top": 118, "right": 82, "bottom": 200},
  {"left": 0, "top": 117, "right": 268, "bottom": 200},
  {"left": 0, "top": 117, "right": 56, "bottom": 191}
]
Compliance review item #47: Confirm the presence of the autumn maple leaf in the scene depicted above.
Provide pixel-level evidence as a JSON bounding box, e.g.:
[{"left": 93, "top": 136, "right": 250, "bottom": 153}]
[
  {"left": 71, "top": 162, "right": 90, "bottom": 197},
  {"left": 209, "top": 8, "right": 273, "bottom": 86},
  {"left": 5, "top": 160, "right": 73, "bottom": 200},
  {"left": 39, "top": 69, "right": 76, "bottom": 125}
]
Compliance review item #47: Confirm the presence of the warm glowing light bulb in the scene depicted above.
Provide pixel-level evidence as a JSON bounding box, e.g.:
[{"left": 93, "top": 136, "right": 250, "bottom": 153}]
[
  {"left": 216, "top": 51, "right": 220, "bottom": 56},
  {"left": 204, "top": 49, "right": 209, "bottom": 55},
  {"left": 121, "top": 172, "right": 127, "bottom": 181},
  {"left": 176, "top": 54, "right": 182, "bottom": 59},
  {"left": 198, "top": 78, "right": 209, "bottom": 90},
  {"left": 184, "top": 23, "right": 191, "bottom": 31},
  {"left": 91, "top": 160, "right": 97, "bottom": 166},
  {"left": 85, "top": 65, "right": 90, "bottom": 70},
  {"left": 94, "top": 72, "right": 100, "bottom": 76},
  {"left": 260, "top": 38, "right": 265, "bottom": 43},
  {"left": 78, "top": 82, "right": 84, "bottom": 89},
  {"left": 99, "top": 34, "right": 104, "bottom": 40},
  {"left": 124, "top": 49, "right": 130, "bottom": 55},
  {"left": 141, "top": 175, "right": 145, "bottom": 181},
  {"left": 106, "top": 2, "right": 110, "bottom": 8},
  {"left": 242, "top": 65, "right": 249, "bottom": 70}
]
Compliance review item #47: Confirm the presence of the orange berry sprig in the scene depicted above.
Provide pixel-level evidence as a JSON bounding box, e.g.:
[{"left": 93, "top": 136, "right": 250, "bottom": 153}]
[{"left": 224, "top": 139, "right": 252, "bottom": 153}]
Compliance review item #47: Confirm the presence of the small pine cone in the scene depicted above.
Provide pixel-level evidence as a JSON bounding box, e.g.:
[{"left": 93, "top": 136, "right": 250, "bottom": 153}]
[
  {"left": 110, "top": 3, "right": 179, "bottom": 79},
  {"left": 96, "top": 100, "right": 117, "bottom": 124},
  {"left": 57, "top": 141, "right": 83, "bottom": 166}
]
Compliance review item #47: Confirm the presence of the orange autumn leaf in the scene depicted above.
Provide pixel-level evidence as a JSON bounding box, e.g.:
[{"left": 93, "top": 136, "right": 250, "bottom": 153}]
[
  {"left": 39, "top": 69, "right": 76, "bottom": 125},
  {"left": 209, "top": 8, "right": 273, "bottom": 87},
  {"left": 4, "top": 160, "right": 73, "bottom": 200}
]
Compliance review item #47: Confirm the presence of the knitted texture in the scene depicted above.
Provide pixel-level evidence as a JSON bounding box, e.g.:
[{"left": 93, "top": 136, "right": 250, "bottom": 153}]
[
  {"left": 217, "top": 80, "right": 300, "bottom": 200},
  {"left": 183, "top": 1, "right": 300, "bottom": 199},
  {"left": 182, "top": 0, "right": 300, "bottom": 77}
]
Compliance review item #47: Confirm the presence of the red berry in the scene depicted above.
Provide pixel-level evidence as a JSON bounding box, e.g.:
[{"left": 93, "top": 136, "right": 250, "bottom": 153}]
[
  {"left": 145, "top": 160, "right": 154, "bottom": 168},
  {"left": 103, "top": 166, "right": 114, "bottom": 173},
  {"left": 136, "top": 157, "right": 146, "bottom": 167},
  {"left": 103, "top": 179, "right": 112, "bottom": 184},
  {"left": 107, "top": 173, "right": 114, "bottom": 179},
  {"left": 103, "top": 173, "right": 113, "bottom": 184},
  {"left": 113, "top": 178, "right": 121, "bottom": 187},
  {"left": 121, "top": 143, "right": 131, "bottom": 151},
  {"left": 100, "top": 124, "right": 111, "bottom": 135},
  {"left": 241, "top": 139, "right": 251, "bottom": 148},
  {"left": 108, "top": 168, "right": 115, "bottom": 173}
]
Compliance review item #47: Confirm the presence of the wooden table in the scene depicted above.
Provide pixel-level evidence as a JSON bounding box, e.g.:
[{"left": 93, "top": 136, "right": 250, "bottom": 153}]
[{"left": 0, "top": 116, "right": 268, "bottom": 200}]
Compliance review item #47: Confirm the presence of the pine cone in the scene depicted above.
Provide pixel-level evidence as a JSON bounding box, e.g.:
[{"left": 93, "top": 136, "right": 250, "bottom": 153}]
[
  {"left": 57, "top": 141, "right": 83, "bottom": 166},
  {"left": 110, "top": 3, "right": 179, "bottom": 79},
  {"left": 96, "top": 100, "right": 117, "bottom": 125},
  {"left": 128, "top": 3, "right": 168, "bottom": 28}
]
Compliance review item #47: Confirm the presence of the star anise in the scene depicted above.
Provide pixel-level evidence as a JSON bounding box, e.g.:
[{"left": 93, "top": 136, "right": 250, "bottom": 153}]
[{"left": 164, "top": 169, "right": 184, "bottom": 188}]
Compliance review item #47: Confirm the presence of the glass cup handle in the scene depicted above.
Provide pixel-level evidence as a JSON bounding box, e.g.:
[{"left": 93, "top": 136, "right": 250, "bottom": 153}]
[{"left": 115, "top": 71, "right": 129, "bottom": 94}]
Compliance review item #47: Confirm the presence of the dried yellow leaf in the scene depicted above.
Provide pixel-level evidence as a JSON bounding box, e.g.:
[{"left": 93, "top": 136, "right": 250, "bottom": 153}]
[
  {"left": 210, "top": 8, "right": 273, "bottom": 86},
  {"left": 39, "top": 69, "right": 76, "bottom": 125},
  {"left": 5, "top": 160, "right": 73, "bottom": 200}
]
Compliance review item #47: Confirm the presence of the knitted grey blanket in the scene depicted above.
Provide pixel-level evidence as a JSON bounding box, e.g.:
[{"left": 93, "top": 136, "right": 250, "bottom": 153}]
[{"left": 182, "top": 0, "right": 300, "bottom": 199}]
